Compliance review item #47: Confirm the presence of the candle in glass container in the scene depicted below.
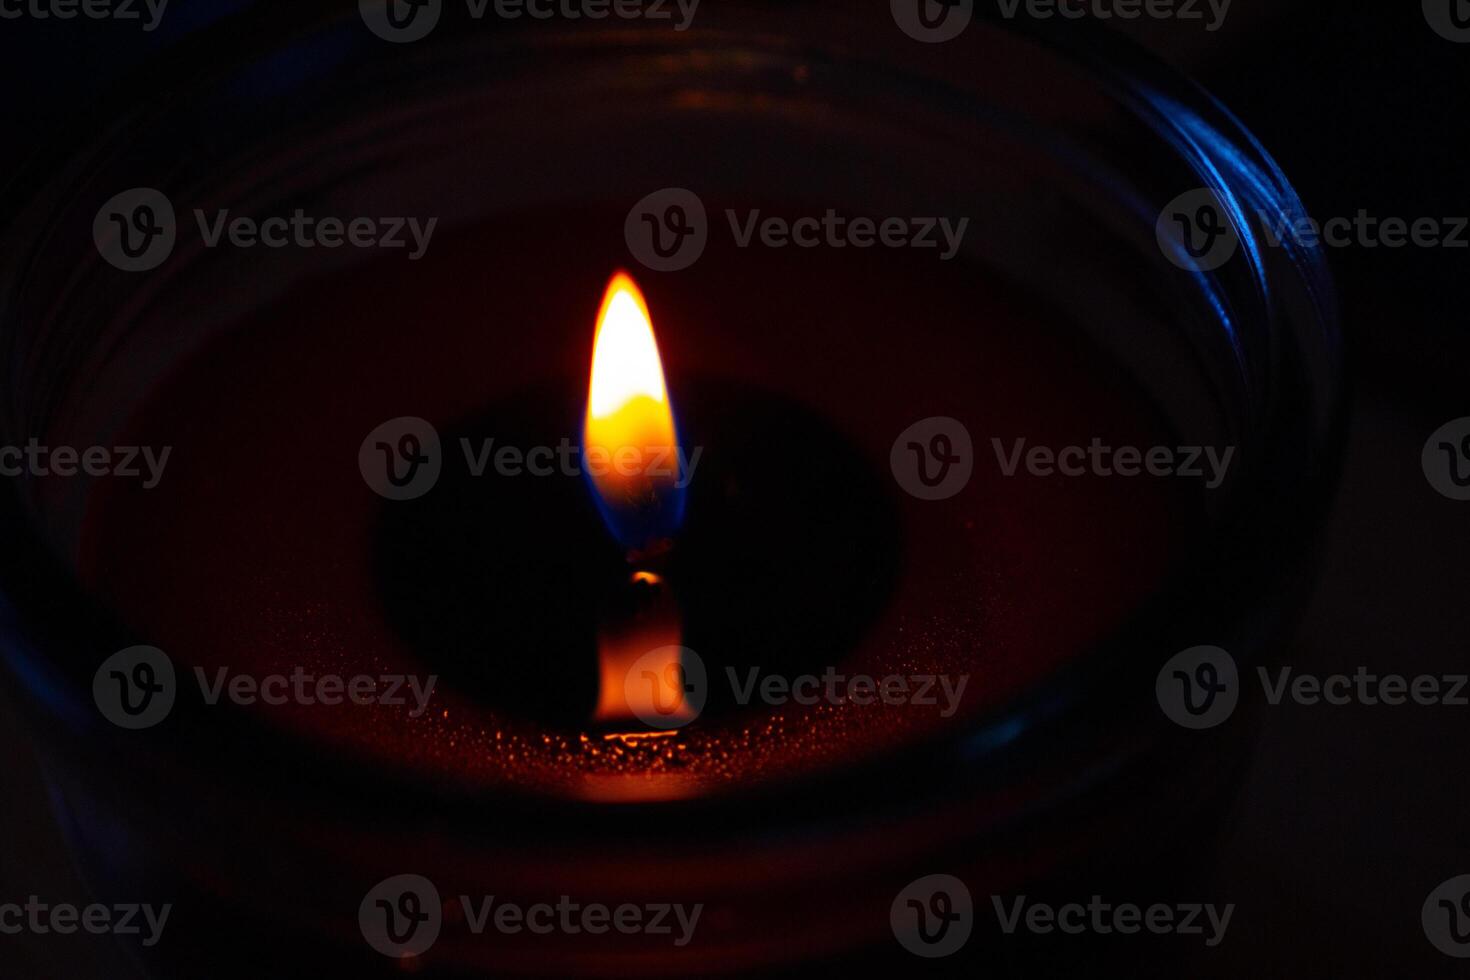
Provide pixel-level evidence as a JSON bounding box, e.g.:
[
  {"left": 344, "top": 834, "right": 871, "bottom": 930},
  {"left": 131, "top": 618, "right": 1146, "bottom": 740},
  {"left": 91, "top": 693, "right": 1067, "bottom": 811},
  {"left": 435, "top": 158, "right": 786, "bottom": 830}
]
[{"left": 78, "top": 208, "right": 1197, "bottom": 802}]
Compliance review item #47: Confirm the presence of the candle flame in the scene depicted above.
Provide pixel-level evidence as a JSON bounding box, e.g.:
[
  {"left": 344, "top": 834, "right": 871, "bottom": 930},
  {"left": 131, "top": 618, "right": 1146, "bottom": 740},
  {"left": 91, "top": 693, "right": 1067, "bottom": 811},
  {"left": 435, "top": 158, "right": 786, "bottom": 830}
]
[
  {"left": 583, "top": 273, "right": 692, "bottom": 732},
  {"left": 587, "top": 272, "right": 670, "bottom": 423},
  {"left": 583, "top": 271, "right": 684, "bottom": 549}
]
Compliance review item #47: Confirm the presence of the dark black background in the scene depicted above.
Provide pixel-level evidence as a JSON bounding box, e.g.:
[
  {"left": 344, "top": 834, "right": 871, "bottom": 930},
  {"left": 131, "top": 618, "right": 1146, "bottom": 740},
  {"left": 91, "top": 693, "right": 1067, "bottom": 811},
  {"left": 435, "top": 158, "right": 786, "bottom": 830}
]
[{"left": 1, "top": 2, "right": 1466, "bottom": 976}]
